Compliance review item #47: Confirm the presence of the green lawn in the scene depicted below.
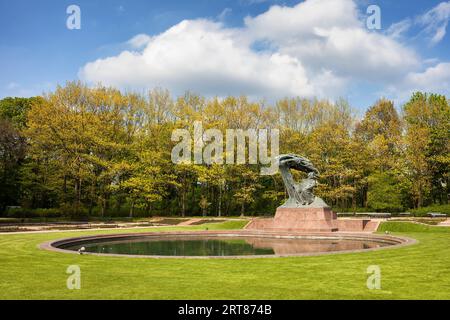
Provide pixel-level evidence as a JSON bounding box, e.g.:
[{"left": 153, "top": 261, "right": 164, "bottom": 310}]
[{"left": 0, "top": 220, "right": 449, "bottom": 300}]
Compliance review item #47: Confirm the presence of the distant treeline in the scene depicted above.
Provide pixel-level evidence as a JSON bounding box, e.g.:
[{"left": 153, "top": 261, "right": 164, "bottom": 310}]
[{"left": 0, "top": 82, "right": 448, "bottom": 218}]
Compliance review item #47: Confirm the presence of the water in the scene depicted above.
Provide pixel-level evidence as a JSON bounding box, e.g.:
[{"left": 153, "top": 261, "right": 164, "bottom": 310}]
[{"left": 59, "top": 236, "right": 392, "bottom": 256}]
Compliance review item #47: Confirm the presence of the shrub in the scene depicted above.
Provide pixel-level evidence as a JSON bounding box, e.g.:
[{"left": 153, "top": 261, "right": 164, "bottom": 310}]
[
  {"left": 5, "top": 208, "right": 63, "bottom": 219},
  {"left": 6, "top": 208, "right": 37, "bottom": 218},
  {"left": 367, "top": 172, "right": 404, "bottom": 212},
  {"left": 33, "top": 208, "right": 62, "bottom": 218},
  {"left": 58, "top": 204, "right": 89, "bottom": 219},
  {"left": 410, "top": 204, "right": 450, "bottom": 217}
]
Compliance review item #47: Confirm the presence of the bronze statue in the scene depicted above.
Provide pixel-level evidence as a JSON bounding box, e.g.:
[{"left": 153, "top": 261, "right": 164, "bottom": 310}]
[{"left": 276, "top": 154, "right": 328, "bottom": 208}]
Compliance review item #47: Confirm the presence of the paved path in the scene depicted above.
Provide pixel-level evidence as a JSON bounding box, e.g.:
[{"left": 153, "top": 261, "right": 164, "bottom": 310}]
[
  {"left": 438, "top": 219, "right": 450, "bottom": 226},
  {"left": 177, "top": 218, "right": 204, "bottom": 226}
]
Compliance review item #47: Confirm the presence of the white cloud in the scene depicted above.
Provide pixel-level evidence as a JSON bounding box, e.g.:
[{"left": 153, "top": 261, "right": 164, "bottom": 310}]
[
  {"left": 80, "top": 18, "right": 345, "bottom": 99},
  {"left": 244, "top": 0, "right": 418, "bottom": 82},
  {"left": 385, "top": 2, "right": 450, "bottom": 46},
  {"left": 217, "top": 8, "right": 232, "bottom": 22},
  {"left": 385, "top": 63, "right": 450, "bottom": 102},
  {"left": 79, "top": 0, "right": 446, "bottom": 102},
  {"left": 386, "top": 19, "right": 412, "bottom": 39},
  {"left": 127, "top": 34, "right": 152, "bottom": 49},
  {"left": 244, "top": 0, "right": 360, "bottom": 41},
  {"left": 418, "top": 1, "right": 450, "bottom": 45},
  {"left": 404, "top": 63, "right": 450, "bottom": 92}
]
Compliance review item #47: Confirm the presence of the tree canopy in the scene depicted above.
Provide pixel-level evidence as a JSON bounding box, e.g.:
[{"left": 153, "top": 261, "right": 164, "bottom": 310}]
[{"left": 0, "top": 83, "right": 448, "bottom": 217}]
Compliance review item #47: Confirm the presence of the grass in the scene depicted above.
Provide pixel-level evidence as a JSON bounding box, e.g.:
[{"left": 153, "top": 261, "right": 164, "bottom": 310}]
[
  {"left": 378, "top": 221, "right": 449, "bottom": 233},
  {"left": 388, "top": 218, "right": 447, "bottom": 225},
  {"left": 0, "top": 220, "right": 449, "bottom": 299}
]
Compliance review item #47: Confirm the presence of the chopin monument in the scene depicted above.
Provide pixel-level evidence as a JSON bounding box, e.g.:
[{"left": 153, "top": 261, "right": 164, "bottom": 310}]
[
  {"left": 247, "top": 154, "right": 339, "bottom": 232},
  {"left": 277, "top": 154, "right": 328, "bottom": 208}
]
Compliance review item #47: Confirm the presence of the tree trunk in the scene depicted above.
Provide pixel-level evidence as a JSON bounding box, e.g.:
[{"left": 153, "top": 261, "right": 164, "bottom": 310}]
[
  {"left": 418, "top": 181, "right": 423, "bottom": 208},
  {"left": 63, "top": 174, "right": 67, "bottom": 196},
  {"left": 190, "top": 183, "right": 196, "bottom": 216},
  {"left": 129, "top": 200, "right": 134, "bottom": 218},
  {"left": 181, "top": 190, "right": 186, "bottom": 217},
  {"left": 218, "top": 186, "right": 222, "bottom": 217},
  {"left": 74, "top": 178, "right": 82, "bottom": 215},
  {"left": 101, "top": 198, "right": 106, "bottom": 217}
]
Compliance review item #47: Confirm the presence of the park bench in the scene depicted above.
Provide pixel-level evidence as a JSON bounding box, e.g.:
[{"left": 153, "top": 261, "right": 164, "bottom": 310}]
[
  {"left": 355, "top": 212, "right": 391, "bottom": 218},
  {"left": 427, "top": 212, "right": 447, "bottom": 218}
]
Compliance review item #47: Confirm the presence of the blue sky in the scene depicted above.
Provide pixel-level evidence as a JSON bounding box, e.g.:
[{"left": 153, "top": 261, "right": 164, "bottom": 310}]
[{"left": 1, "top": 0, "right": 449, "bottom": 110}]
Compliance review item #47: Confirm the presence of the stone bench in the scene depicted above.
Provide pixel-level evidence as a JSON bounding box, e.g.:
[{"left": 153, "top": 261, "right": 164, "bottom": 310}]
[
  {"left": 427, "top": 212, "right": 447, "bottom": 218},
  {"left": 355, "top": 212, "right": 391, "bottom": 218}
]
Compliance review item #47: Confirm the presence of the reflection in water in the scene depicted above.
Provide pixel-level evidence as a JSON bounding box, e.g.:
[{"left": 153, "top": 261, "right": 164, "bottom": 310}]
[{"left": 60, "top": 236, "right": 391, "bottom": 256}]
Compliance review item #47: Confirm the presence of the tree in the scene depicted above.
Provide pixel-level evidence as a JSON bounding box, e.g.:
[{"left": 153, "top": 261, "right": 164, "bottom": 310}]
[
  {"left": 0, "top": 119, "right": 26, "bottom": 211},
  {"left": 355, "top": 99, "right": 402, "bottom": 171},
  {"left": 0, "top": 97, "right": 43, "bottom": 129},
  {"left": 3, "top": 83, "right": 447, "bottom": 218},
  {"left": 232, "top": 166, "right": 261, "bottom": 216},
  {"left": 24, "top": 82, "right": 135, "bottom": 215},
  {"left": 0, "top": 97, "right": 44, "bottom": 213},
  {"left": 355, "top": 99, "right": 405, "bottom": 207},
  {"left": 121, "top": 152, "right": 173, "bottom": 217},
  {"left": 305, "top": 100, "right": 359, "bottom": 208},
  {"left": 367, "top": 172, "right": 404, "bottom": 212},
  {"left": 425, "top": 95, "right": 450, "bottom": 205},
  {"left": 198, "top": 195, "right": 211, "bottom": 217},
  {"left": 403, "top": 93, "right": 450, "bottom": 207}
]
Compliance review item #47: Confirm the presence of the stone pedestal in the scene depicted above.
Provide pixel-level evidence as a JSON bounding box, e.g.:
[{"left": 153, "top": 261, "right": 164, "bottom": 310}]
[
  {"left": 245, "top": 206, "right": 338, "bottom": 232},
  {"left": 272, "top": 207, "right": 338, "bottom": 232}
]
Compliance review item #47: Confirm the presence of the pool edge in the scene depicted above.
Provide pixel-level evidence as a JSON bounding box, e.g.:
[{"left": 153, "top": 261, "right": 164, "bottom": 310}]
[{"left": 39, "top": 230, "right": 418, "bottom": 259}]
